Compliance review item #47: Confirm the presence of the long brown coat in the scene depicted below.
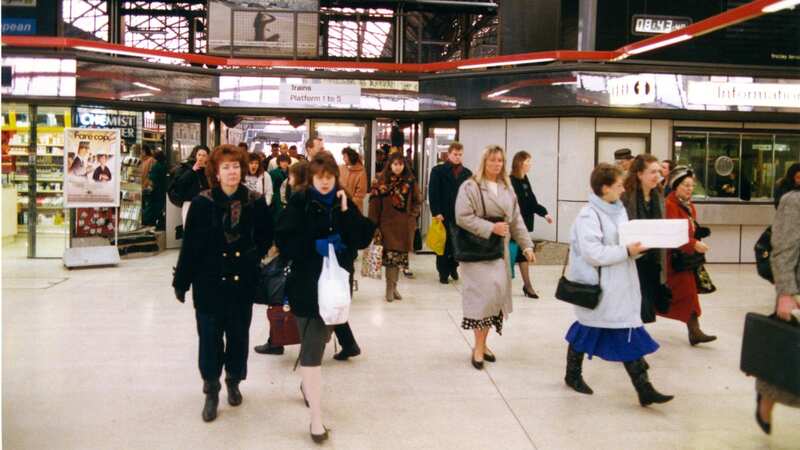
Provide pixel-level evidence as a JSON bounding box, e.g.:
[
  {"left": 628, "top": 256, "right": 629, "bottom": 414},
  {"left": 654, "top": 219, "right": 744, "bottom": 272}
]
[
  {"left": 339, "top": 163, "right": 368, "bottom": 212},
  {"left": 456, "top": 179, "right": 533, "bottom": 321},
  {"left": 368, "top": 179, "right": 422, "bottom": 253}
]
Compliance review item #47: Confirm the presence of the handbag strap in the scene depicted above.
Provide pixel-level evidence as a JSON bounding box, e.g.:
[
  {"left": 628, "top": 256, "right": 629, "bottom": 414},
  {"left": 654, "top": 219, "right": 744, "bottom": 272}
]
[{"left": 561, "top": 207, "right": 603, "bottom": 279}]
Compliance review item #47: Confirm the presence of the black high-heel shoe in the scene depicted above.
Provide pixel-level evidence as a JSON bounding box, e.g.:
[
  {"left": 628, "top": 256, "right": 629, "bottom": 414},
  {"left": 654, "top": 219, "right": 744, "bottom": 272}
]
[
  {"left": 310, "top": 425, "right": 329, "bottom": 443},
  {"left": 483, "top": 350, "right": 496, "bottom": 363},
  {"left": 300, "top": 383, "right": 309, "bottom": 408},
  {"left": 471, "top": 354, "right": 484, "bottom": 370},
  {"left": 755, "top": 393, "right": 771, "bottom": 435},
  {"left": 523, "top": 287, "right": 539, "bottom": 299}
]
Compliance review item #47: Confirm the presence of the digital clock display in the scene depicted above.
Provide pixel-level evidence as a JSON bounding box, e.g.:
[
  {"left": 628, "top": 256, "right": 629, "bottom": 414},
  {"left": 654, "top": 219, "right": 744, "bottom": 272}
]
[{"left": 632, "top": 15, "right": 692, "bottom": 36}]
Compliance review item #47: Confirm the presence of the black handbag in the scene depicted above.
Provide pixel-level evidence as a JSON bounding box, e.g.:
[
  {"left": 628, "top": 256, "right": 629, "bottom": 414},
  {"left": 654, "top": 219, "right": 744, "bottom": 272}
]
[
  {"left": 670, "top": 251, "right": 705, "bottom": 272},
  {"left": 450, "top": 182, "right": 504, "bottom": 262},
  {"left": 754, "top": 226, "right": 773, "bottom": 283},
  {"left": 554, "top": 208, "right": 603, "bottom": 310},
  {"left": 254, "top": 256, "right": 291, "bottom": 306},
  {"left": 740, "top": 312, "right": 800, "bottom": 396},
  {"left": 555, "top": 253, "right": 602, "bottom": 310}
]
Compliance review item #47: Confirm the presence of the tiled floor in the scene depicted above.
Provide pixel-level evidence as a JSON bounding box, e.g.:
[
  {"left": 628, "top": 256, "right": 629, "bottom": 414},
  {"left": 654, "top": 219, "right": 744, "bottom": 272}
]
[{"left": 3, "top": 250, "right": 799, "bottom": 450}]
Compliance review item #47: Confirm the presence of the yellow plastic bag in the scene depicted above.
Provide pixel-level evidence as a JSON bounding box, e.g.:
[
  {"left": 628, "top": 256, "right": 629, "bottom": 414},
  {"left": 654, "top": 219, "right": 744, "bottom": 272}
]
[{"left": 426, "top": 220, "right": 446, "bottom": 256}]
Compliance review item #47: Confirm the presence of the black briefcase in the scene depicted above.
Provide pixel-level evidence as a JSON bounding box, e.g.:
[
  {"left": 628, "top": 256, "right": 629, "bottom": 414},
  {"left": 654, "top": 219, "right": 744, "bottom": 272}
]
[{"left": 740, "top": 312, "right": 800, "bottom": 396}]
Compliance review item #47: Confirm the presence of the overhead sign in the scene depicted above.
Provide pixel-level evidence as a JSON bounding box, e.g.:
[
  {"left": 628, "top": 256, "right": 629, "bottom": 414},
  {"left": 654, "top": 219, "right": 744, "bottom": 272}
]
[
  {"left": 208, "top": 0, "right": 319, "bottom": 58},
  {"left": 1, "top": 0, "right": 36, "bottom": 6},
  {"left": 687, "top": 81, "right": 800, "bottom": 108},
  {"left": 76, "top": 109, "right": 138, "bottom": 140},
  {"left": 1, "top": 18, "right": 36, "bottom": 35},
  {"left": 279, "top": 83, "right": 362, "bottom": 108},
  {"left": 607, "top": 74, "right": 656, "bottom": 106},
  {"left": 632, "top": 14, "right": 691, "bottom": 36}
]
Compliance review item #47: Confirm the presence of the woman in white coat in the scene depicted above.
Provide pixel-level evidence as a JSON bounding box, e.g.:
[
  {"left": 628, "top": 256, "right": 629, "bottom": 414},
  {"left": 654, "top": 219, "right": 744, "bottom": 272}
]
[
  {"left": 563, "top": 163, "right": 673, "bottom": 407},
  {"left": 455, "top": 145, "right": 535, "bottom": 370}
]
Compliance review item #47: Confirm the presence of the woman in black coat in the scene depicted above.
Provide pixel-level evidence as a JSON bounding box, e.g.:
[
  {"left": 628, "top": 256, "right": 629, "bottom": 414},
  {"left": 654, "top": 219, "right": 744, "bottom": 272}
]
[
  {"left": 172, "top": 144, "right": 273, "bottom": 423},
  {"left": 621, "top": 154, "right": 669, "bottom": 324},
  {"left": 275, "top": 154, "right": 375, "bottom": 443},
  {"left": 169, "top": 145, "right": 210, "bottom": 225},
  {"left": 510, "top": 151, "right": 552, "bottom": 298}
]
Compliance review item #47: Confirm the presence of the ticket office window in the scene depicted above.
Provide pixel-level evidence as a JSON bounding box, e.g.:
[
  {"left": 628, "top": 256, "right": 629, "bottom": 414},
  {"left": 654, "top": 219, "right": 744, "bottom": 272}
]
[{"left": 673, "top": 130, "right": 800, "bottom": 201}]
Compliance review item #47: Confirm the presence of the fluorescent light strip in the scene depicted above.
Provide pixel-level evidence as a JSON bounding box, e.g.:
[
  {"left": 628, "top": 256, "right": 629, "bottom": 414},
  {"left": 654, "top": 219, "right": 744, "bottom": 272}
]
[
  {"left": 75, "top": 46, "right": 186, "bottom": 64},
  {"left": 627, "top": 34, "right": 693, "bottom": 55},
  {"left": 487, "top": 89, "right": 511, "bottom": 98},
  {"left": 458, "top": 57, "right": 555, "bottom": 70},
  {"left": 763, "top": 0, "right": 800, "bottom": 12},
  {"left": 132, "top": 82, "right": 161, "bottom": 92},
  {"left": 121, "top": 93, "right": 154, "bottom": 99}
]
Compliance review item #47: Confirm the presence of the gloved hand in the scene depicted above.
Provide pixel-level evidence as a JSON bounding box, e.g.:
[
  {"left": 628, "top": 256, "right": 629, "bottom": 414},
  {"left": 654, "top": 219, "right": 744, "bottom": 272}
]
[{"left": 175, "top": 288, "right": 186, "bottom": 303}]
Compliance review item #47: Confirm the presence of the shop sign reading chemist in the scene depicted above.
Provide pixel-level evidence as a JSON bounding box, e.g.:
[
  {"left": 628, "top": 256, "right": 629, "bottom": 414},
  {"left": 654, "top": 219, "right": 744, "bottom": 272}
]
[{"left": 76, "top": 110, "right": 137, "bottom": 139}]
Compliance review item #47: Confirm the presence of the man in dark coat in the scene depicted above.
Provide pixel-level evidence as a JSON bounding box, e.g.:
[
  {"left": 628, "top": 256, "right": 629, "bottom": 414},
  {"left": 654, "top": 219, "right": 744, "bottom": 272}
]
[{"left": 428, "top": 142, "right": 472, "bottom": 284}]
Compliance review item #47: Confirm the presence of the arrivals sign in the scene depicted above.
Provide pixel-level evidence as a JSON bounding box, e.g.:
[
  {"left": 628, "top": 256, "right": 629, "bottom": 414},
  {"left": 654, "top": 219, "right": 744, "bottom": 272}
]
[
  {"left": 63, "top": 128, "right": 121, "bottom": 208},
  {"left": 279, "top": 83, "right": 361, "bottom": 108},
  {"left": 687, "top": 81, "right": 800, "bottom": 108}
]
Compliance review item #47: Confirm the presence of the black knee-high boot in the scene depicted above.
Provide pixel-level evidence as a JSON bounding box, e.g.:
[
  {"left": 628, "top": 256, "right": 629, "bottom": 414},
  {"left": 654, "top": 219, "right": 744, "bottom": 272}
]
[
  {"left": 623, "top": 358, "right": 674, "bottom": 407},
  {"left": 202, "top": 379, "right": 221, "bottom": 422},
  {"left": 564, "top": 345, "right": 593, "bottom": 395}
]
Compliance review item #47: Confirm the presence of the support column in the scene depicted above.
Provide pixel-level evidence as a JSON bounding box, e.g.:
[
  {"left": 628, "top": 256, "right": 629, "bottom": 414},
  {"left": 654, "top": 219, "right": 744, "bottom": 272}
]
[{"left": 578, "top": 0, "right": 597, "bottom": 51}]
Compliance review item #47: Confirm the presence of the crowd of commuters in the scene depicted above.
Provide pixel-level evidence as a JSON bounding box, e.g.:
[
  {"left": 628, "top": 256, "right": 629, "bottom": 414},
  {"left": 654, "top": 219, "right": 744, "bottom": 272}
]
[{"left": 169, "top": 137, "right": 798, "bottom": 442}]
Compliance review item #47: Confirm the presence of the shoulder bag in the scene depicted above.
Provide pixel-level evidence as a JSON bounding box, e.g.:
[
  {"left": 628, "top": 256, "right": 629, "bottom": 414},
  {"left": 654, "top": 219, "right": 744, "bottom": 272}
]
[
  {"left": 450, "top": 181, "right": 505, "bottom": 262},
  {"left": 554, "top": 208, "right": 603, "bottom": 310}
]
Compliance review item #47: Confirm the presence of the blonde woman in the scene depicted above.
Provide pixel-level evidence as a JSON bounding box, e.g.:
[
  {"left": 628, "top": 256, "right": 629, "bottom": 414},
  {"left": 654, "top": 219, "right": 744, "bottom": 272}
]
[{"left": 455, "top": 145, "right": 535, "bottom": 370}]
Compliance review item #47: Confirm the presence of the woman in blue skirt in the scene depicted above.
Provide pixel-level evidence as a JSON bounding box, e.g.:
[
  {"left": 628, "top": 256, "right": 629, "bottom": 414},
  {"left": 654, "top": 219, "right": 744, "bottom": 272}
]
[{"left": 563, "top": 163, "right": 674, "bottom": 407}]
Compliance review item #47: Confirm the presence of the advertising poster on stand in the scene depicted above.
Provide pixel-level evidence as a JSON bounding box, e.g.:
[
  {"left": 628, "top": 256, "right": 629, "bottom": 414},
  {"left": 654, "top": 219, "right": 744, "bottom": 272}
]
[{"left": 63, "top": 128, "right": 121, "bottom": 208}]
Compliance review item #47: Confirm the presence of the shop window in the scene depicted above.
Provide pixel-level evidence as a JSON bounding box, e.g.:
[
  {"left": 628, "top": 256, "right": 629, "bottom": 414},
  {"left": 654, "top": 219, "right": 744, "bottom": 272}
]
[
  {"left": 673, "top": 132, "right": 707, "bottom": 197},
  {"left": 706, "top": 134, "right": 741, "bottom": 199},
  {"left": 774, "top": 135, "right": 800, "bottom": 191},
  {"left": 673, "top": 130, "right": 800, "bottom": 201},
  {"left": 741, "top": 135, "right": 774, "bottom": 200}
]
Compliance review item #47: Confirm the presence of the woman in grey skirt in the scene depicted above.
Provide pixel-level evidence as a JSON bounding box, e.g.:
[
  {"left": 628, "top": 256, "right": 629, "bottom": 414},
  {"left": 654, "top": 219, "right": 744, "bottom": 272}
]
[
  {"left": 275, "top": 154, "right": 375, "bottom": 442},
  {"left": 455, "top": 145, "right": 535, "bottom": 370}
]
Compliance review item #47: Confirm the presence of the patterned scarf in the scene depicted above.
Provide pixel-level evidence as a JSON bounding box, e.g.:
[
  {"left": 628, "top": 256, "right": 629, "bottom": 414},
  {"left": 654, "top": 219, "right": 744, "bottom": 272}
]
[
  {"left": 372, "top": 174, "right": 413, "bottom": 211},
  {"left": 202, "top": 186, "right": 249, "bottom": 244}
]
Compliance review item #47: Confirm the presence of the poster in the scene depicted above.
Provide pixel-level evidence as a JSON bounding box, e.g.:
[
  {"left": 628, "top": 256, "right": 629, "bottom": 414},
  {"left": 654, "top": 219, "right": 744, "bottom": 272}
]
[
  {"left": 63, "top": 128, "right": 121, "bottom": 208},
  {"left": 208, "top": 0, "right": 318, "bottom": 57}
]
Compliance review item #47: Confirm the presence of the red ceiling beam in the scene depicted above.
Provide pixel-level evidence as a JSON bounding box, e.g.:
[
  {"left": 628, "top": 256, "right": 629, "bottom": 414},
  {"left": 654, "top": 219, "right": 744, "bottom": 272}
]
[{"left": 1, "top": 0, "right": 792, "bottom": 72}]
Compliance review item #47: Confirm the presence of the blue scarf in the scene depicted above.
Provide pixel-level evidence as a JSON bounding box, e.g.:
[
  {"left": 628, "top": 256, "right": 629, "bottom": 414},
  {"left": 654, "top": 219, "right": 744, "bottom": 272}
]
[
  {"left": 310, "top": 186, "right": 336, "bottom": 207},
  {"left": 310, "top": 186, "right": 347, "bottom": 257}
]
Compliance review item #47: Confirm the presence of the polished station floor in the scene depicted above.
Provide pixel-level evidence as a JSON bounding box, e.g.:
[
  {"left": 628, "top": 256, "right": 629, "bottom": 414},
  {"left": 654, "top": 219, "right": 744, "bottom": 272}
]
[{"left": 3, "top": 251, "right": 799, "bottom": 450}]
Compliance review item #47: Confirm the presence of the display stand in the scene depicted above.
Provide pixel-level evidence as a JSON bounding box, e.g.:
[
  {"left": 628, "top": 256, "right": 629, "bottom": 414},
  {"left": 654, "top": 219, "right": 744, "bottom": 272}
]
[
  {"left": 61, "top": 127, "right": 122, "bottom": 269},
  {"left": 63, "top": 206, "right": 120, "bottom": 268}
]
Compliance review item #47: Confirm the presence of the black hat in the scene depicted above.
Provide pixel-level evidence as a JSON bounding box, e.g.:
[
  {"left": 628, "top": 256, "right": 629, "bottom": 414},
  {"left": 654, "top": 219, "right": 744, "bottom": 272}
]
[{"left": 614, "top": 148, "right": 633, "bottom": 160}]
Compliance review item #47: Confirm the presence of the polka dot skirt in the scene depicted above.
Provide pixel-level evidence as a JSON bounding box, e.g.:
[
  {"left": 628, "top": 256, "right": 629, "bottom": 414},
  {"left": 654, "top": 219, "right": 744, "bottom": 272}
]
[{"left": 461, "top": 313, "right": 504, "bottom": 335}]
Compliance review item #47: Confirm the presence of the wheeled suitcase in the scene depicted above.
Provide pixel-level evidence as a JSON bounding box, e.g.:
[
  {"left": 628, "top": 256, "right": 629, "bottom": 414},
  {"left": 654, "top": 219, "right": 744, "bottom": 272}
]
[{"left": 740, "top": 312, "right": 800, "bottom": 396}]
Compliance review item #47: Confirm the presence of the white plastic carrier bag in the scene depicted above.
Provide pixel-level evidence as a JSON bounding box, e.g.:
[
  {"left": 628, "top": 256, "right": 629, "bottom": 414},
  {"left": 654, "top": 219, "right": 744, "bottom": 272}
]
[{"left": 318, "top": 243, "right": 352, "bottom": 325}]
